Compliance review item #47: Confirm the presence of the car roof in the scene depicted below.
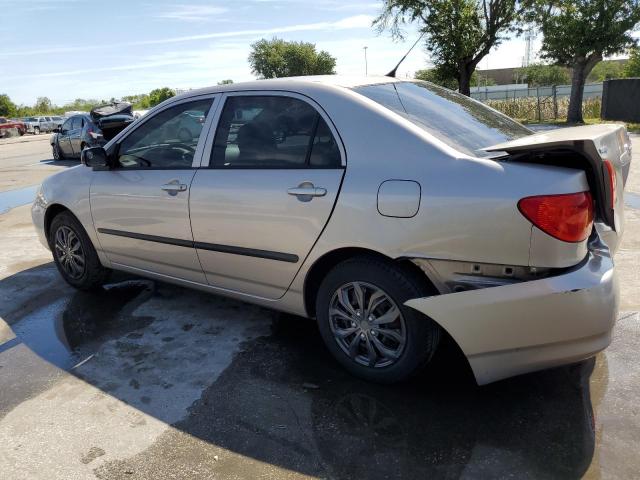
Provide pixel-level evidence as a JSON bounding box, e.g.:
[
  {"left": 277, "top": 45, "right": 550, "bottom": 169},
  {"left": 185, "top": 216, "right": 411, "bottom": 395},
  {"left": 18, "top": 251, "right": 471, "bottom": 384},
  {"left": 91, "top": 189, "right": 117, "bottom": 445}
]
[{"left": 174, "top": 75, "right": 402, "bottom": 100}]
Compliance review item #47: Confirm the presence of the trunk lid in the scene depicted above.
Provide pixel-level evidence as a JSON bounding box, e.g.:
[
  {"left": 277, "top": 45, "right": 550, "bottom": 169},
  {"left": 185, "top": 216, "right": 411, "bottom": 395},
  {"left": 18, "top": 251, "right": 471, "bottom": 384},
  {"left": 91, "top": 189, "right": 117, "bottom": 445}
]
[{"left": 484, "top": 124, "right": 631, "bottom": 248}]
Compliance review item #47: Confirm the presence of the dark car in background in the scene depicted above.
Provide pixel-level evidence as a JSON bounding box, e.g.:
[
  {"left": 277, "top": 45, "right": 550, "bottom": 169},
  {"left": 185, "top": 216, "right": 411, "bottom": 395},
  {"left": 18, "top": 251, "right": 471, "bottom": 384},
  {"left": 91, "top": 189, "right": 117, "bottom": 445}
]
[{"left": 51, "top": 103, "right": 134, "bottom": 160}]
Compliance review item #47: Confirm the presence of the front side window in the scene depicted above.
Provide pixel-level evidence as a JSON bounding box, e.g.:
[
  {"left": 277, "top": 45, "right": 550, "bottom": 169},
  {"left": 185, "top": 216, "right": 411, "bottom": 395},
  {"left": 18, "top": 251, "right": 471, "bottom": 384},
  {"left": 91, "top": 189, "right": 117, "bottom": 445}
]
[
  {"left": 355, "top": 81, "right": 532, "bottom": 158},
  {"left": 71, "top": 116, "right": 83, "bottom": 129},
  {"left": 212, "top": 95, "right": 341, "bottom": 169},
  {"left": 61, "top": 119, "right": 72, "bottom": 131},
  {"left": 117, "top": 98, "right": 213, "bottom": 169}
]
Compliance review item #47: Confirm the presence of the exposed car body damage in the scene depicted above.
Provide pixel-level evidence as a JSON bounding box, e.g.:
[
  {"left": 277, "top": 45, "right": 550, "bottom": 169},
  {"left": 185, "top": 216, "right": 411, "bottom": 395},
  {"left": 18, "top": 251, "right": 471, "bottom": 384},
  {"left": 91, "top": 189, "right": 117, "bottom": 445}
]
[{"left": 405, "top": 237, "right": 618, "bottom": 385}]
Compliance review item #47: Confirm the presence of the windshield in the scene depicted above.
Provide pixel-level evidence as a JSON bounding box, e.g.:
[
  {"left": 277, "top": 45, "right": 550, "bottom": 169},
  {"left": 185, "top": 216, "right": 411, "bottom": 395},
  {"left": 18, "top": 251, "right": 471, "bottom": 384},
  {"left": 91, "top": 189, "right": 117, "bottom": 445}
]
[{"left": 354, "top": 81, "right": 532, "bottom": 158}]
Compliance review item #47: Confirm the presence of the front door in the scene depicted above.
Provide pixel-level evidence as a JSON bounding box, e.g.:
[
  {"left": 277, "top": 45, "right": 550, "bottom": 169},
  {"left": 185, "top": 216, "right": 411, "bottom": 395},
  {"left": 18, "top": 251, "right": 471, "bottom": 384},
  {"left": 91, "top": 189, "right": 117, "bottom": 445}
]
[
  {"left": 57, "top": 118, "right": 73, "bottom": 156},
  {"left": 68, "top": 115, "right": 84, "bottom": 156},
  {"left": 190, "top": 93, "right": 345, "bottom": 299},
  {"left": 90, "top": 96, "right": 216, "bottom": 283}
]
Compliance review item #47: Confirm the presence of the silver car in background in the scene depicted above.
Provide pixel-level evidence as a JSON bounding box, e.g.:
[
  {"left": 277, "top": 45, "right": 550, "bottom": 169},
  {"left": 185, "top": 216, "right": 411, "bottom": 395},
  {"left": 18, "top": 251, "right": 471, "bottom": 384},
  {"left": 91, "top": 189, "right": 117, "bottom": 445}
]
[{"left": 31, "top": 76, "right": 630, "bottom": 384}]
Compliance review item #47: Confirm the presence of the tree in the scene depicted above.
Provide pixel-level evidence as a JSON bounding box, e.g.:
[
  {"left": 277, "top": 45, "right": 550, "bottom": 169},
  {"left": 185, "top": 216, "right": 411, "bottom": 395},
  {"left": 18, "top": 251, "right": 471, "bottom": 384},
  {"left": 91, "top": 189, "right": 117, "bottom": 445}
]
[
  {"left": 376, "top": 0, "right": 522, "bottom": 96},
  {"left": 147, "top": 87, "right": 175, "bottom": 107},
  {"left": 624, "top": 47, "right": 640, "bottom": 77},
  {"left": 588, "top": 60, "right": 625, "bottom": 82},
  {"left": 34, "top": 96, "right": 52, "bottom": 113},
  {"left": 0, "top": 94, "right": 17, "bottom": 117},
  {"left": 248, "top": 38, "right": 336, "bottom": 78},
  {"left": 526, "top": 0, "right": 640, "bottom": 123},
  {"left": 520, "top": 63, "right": 570, "bottom": 86},
  {"left": 415, "top": 67, "right": 492, "bottom": 89},
  {"left": 218, "top": 79, "right": 234, "bottom": 85}
]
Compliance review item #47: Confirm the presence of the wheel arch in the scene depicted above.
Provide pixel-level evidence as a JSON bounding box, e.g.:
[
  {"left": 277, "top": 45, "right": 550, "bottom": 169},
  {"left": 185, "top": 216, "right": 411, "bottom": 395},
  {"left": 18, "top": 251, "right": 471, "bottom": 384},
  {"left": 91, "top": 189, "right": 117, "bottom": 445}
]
[
  {"left": 303, "top": 247, "right": 437, "bottom": 319},
  {"left": 44, "top": 203, "right": 78, "bottom": 244}
]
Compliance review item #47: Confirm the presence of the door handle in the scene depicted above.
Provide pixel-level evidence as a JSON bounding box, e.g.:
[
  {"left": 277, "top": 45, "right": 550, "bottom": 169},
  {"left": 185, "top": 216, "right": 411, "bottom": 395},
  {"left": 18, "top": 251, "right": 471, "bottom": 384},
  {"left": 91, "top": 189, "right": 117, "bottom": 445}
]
[
  {"left": 287, "top": 186, "right": 327, "bottom": 197},
  {"left": 161, "top": 182, "right": 187, "bottom": 192}
]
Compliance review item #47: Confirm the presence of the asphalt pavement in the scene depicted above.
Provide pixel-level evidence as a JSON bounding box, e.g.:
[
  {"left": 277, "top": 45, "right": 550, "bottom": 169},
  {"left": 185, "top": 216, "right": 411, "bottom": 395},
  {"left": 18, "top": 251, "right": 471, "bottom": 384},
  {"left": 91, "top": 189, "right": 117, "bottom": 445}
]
[{"left": 0, "top": 133, "right": 638, "bottom": 479}]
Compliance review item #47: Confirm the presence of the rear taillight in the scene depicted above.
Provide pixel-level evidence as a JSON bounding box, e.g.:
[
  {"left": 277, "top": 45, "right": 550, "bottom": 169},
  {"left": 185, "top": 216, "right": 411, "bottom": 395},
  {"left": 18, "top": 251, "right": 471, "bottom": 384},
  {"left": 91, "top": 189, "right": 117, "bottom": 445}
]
[
  {"left": 603, "top": 160, "right": 617, "bottom": 209},
  {"left": 518, "top": 192, "right": 593, "bottom": 243}
]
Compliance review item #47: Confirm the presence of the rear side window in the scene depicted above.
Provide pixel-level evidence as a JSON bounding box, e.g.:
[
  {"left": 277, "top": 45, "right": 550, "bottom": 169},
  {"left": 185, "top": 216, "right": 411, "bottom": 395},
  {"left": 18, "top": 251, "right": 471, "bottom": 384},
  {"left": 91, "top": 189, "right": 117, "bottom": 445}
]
[
  {"left": 117, "top": 98, "right": 213, "bottom": 169},
  {"left": 211, "top": 95, "right": 341, "bottom": 169},
  {"left": 355, "top": 81, "right": 532, "bottom": 158}
]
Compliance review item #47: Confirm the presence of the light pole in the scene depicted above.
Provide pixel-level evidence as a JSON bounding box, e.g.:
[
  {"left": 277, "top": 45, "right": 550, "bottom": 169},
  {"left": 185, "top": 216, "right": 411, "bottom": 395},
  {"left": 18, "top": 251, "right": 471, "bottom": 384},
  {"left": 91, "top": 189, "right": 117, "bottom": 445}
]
[{"left": 363, "top": 46, "right": 368, "bottom": 76}]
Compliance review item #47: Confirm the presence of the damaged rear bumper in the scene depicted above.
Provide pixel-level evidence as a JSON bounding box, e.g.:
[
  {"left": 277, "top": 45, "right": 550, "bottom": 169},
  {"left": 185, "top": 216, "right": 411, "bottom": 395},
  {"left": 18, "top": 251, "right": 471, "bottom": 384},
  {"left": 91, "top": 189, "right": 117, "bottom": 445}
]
[{"left": 405, "top": 241, "right": 618, "bottom": 385}]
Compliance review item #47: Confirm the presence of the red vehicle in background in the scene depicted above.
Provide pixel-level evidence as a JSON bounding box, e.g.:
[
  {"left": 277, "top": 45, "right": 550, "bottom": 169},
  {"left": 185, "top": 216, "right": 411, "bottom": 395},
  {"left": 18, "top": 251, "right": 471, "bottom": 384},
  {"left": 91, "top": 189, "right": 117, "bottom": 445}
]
[{"left": 0, "top": 117, "right": 27, "bottom": 138}]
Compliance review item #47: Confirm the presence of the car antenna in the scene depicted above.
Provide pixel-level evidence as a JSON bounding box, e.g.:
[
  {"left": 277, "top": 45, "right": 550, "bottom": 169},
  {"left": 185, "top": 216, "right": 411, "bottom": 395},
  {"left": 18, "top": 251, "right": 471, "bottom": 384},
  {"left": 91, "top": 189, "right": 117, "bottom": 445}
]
[{"left": 385, "top": 32, "right": 426, "bottom": 78}]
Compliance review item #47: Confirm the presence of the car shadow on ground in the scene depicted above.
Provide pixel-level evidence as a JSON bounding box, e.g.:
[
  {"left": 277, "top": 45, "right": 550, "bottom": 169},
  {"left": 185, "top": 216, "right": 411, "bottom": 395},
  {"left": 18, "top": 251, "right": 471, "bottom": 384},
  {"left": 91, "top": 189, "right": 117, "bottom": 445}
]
[{"left": 0, "top": 263, "right": 599, "bottom": 479}]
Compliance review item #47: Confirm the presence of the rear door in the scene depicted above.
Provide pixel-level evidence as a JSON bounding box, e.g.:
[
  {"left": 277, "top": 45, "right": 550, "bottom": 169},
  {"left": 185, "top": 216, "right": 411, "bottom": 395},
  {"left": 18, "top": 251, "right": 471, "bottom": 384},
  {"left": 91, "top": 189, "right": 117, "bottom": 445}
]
[
  {"left": 189, "top": 92, "right": 345, "bottom": 299},
  {"left": 90, "top": 95, "right": 217, "bottom": 282}
]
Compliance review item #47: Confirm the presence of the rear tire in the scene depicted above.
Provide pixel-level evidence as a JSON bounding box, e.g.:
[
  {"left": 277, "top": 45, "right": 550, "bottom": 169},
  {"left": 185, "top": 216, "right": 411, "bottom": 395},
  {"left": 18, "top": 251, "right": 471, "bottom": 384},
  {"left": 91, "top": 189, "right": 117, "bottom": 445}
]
[
  {"left": 315, "top": 255, "right": 440, "bottom": 383},
  {"left": 49, "top": 211, "right": 110, "bottom": 291}
]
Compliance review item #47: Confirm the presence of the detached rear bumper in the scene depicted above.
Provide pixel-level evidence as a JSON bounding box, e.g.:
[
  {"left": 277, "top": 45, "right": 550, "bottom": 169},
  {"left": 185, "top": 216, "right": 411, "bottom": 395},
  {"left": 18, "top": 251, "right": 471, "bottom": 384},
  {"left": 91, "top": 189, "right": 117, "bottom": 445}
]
[{"left": 405, "top": 241, "right": 618, "bottom": 385}]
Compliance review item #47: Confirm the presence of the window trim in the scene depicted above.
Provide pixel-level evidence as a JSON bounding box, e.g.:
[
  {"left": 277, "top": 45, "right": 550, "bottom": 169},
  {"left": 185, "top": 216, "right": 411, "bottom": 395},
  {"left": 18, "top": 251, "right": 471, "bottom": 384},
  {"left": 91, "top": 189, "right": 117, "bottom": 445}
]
[
  {"left": 106, "top": 93, "right": 220, "bottom": 171},
  {"left": 200, "top": 90, "right": 345, "bottom": 170}
]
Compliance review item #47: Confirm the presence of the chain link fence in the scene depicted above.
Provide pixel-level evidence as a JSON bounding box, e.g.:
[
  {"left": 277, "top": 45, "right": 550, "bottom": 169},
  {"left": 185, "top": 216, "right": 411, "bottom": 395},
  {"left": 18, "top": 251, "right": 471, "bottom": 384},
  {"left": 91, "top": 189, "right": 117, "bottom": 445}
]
[{"left": 471, "top": 83, "right": 603, "bottom": 122}]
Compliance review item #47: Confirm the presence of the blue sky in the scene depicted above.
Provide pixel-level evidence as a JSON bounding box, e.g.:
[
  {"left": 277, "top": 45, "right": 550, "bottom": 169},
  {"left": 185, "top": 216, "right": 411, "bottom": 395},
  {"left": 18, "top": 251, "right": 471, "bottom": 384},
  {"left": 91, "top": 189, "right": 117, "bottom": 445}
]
[{"left": 0, "top": 0, "right": 539, "bottom": 106}]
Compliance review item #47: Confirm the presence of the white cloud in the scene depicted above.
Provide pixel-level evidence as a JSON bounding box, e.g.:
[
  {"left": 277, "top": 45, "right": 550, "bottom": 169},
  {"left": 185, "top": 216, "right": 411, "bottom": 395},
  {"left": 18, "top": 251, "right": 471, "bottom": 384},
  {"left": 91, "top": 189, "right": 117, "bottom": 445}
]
[
  {"left": 0, "top": 14, "right": 376, "bottom": 58},
  {"left": 155, "top": 4, "right": 228, "bottom": 22}
]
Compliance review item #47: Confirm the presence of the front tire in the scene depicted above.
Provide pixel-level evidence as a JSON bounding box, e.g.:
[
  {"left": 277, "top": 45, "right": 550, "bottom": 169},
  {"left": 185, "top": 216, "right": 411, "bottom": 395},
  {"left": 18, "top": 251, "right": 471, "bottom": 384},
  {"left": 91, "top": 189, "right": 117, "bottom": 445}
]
[
  {"left": 34, "top": 126, "right": 40, "bottom": 135},
  {"left": 52, "top": 141, "right": 64, "bottom": 160},
  {"left": 49, "top": 211, "right": 110, "bottom": 290},
  {"left": 316, "top": 256, "right": 440, "bottom": 383}
]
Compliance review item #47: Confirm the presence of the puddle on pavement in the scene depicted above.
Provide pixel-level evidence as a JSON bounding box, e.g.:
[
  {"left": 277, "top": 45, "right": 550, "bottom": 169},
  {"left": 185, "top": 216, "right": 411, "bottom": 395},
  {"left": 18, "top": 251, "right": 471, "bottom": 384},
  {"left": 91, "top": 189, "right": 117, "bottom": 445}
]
[
  {"left": 626, "top": 192, "right": 640, "bottom": 210},
  {"left": 10, "top": 280, "right": 154, "bottom": 370},
  {"left": 104, "top": 314, "right": 596, "bottom": 480},
  {"left": 0, "top": 185, "right": 39, "bottom": 214}
]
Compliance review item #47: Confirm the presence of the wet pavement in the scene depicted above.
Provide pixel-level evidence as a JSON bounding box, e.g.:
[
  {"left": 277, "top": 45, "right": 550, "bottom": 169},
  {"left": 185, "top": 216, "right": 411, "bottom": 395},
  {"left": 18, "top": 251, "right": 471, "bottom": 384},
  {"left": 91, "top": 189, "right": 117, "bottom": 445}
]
[
  {"left": 0, "top": 185, "right": 40, "bottom": 214},
  {"left": 0, "top": 134, "right": 639, "bottom": 479}
]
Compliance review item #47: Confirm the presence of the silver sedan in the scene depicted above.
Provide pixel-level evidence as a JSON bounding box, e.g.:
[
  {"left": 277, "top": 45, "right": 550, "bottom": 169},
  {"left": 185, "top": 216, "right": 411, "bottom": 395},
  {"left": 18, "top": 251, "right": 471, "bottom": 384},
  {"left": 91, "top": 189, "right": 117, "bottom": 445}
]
[{"left": 31, "top": 76, "right": 630, "bottom": 384}]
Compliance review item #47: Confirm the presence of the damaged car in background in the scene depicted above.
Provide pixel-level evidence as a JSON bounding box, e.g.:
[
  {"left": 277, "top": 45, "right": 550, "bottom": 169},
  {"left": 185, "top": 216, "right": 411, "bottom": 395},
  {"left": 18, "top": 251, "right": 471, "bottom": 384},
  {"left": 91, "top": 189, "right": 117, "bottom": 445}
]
[
  {"left": 32, "top": 77, "right": 630, "bottom": 385},
  {"left": 50, "top": 102, "right": 134, "bottom": 160}
]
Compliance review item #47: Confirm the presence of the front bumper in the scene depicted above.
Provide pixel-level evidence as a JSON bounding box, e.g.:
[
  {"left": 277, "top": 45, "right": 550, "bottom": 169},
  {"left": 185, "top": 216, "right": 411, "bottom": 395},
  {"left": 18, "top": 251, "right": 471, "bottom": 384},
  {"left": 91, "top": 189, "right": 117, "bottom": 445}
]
[
  {"left": 405, "top": 239, "right": 618, "bottom": 385},
  {"left": 31, "top": 187, "right": 49, "bottom": 250}
]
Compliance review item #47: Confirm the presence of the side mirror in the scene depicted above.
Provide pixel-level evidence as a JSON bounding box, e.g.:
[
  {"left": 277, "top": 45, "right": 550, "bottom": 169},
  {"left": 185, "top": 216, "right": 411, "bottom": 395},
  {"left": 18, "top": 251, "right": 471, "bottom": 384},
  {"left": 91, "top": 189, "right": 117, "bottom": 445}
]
[
  {"left": 52, "top": 127, "right": 60, "bottom": 133},
  {"left": 81, "top": 146, "right": 110, "bottom": 169}
]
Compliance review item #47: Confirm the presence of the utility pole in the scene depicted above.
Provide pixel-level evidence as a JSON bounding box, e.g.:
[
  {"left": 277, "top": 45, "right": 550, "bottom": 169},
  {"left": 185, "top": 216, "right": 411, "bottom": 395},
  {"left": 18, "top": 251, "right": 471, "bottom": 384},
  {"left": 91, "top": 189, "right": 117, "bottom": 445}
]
[{"left": 363, "top": 46, "right": 368, "bottom": 76}]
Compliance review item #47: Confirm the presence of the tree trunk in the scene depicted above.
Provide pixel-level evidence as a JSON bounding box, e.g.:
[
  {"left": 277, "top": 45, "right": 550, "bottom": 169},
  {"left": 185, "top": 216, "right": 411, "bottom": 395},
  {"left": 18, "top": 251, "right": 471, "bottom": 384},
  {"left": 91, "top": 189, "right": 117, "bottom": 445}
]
[
  {"left": 567, "top": 55, "right": 602, "bottom": 124},
  {"left": 458, "top": 65, "right": 472, "bottom": 96}
]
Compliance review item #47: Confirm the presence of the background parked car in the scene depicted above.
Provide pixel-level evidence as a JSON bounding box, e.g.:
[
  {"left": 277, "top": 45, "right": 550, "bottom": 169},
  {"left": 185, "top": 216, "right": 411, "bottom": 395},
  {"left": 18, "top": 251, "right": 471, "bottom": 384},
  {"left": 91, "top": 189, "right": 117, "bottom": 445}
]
[
  {"left": 51, "top": 107, "right": 133, "bottom": 160},
  {"left": 51, "top": 116, "right": 65, "bottom": 129},
  {"left": 23, "top": 116, "right": 55, "bottom": 134},
  {"left": 0, "top": 117, "right": 26, "bottom": 137}
]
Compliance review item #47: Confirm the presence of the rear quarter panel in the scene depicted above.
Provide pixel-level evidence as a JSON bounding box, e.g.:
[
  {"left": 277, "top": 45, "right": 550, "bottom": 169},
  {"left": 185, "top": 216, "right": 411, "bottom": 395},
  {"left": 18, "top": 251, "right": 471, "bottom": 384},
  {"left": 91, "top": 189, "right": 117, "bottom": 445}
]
[{"left": 284, "top": 86, "right": 590, "bottom": 303}]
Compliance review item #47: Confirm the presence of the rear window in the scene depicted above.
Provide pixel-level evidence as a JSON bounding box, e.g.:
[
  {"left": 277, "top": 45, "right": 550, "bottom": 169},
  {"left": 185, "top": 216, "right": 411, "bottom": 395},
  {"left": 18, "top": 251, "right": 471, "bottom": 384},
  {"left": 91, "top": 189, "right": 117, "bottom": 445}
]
[{"left": 354, "top": 81, "right": 532, "bottom": 158}]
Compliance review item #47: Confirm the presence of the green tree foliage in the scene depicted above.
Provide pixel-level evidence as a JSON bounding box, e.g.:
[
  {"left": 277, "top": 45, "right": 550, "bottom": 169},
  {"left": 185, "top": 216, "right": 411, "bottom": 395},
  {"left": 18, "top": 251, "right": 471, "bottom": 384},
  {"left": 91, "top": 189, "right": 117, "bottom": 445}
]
[
  {"left": 587, "top": 60, "right": 625, "bottom": 82},
  {"left": 248, "top": 38, "right": 336, "bottom": 78},
  {"left": 34, "top": 96, "right": 53, "bottom": 113},
  {"left": 147, "top": 87, "right": 176, "bottom": 107},
  {"left": 218, "top": 79, "right": 234, "bottom": 85},
  {"left": 376, "top": 0, "right": 522, "bottom": 96},
  {"left": 525, "top": 0, "right": 640, "bottom": 123},
  {"left": 0, "top": 94, "right": 17, "bottom": 117},
  {"left": 624, "top": 47, "right": 640, "bottom": 77},
  {"left": 520, "top": 63, "right": 570, "bottom": 86},
  {"left": 415, "top": 67, "right": 493, "bottom": 89}
]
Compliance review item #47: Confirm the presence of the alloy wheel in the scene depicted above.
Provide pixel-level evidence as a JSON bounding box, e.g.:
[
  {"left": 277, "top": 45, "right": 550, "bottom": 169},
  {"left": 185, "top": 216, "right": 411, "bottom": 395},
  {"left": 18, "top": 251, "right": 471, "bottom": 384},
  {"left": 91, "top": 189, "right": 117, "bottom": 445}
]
[
  {"left": 54, "top": 225, "right": 85, "bottom": 279},
  {"left": 329, "top": 282, "right": 407, "bottom": 368}
]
